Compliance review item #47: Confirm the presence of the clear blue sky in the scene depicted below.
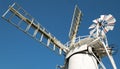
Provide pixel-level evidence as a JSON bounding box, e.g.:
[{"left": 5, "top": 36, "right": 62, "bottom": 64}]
[{"left": 0, "top": 0, "right": 120, "bottom": 69}]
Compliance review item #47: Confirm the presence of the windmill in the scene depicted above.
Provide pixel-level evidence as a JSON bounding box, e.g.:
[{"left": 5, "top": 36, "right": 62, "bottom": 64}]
[{"left": 2, "top": 3, "right": 117, "bottom": 69}]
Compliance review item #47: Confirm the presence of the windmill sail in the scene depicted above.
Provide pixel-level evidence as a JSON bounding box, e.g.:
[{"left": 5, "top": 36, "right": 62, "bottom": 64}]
[
  {"left": 2, "top": 3, "right": 69, "bottom": 55},
  {"left": 69, "top": 5, "right": 82, "bottom": 47}
]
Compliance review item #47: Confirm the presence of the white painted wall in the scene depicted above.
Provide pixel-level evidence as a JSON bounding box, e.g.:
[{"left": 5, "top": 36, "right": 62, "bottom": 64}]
[{"left": 68, "top": 54, "right": 98, "bottom": 69}]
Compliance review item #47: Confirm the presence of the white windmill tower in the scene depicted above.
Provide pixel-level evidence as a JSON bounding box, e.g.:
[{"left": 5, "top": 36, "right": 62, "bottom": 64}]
[{"left": 2, "top": 3, "right": 117, "bottom": 69}]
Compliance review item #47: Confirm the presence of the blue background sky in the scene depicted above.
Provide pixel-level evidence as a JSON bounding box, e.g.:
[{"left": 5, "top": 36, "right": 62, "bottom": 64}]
[{"left": 0, "top": 0, "right": 120, "bottom": 69}]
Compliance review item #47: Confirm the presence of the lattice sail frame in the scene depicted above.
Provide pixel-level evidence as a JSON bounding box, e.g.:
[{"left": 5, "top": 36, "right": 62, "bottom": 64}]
[
  {"left": 2, "top": 3, "right": 69, "bottom": 55},
  {"left": 69, "top": 5, "right": 82, "bottom": 47}
]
